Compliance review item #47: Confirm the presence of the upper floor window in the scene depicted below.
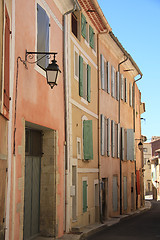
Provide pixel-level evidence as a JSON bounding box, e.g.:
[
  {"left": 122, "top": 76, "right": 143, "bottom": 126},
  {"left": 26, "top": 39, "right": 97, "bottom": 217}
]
[
  {"left": 37, "top": 4, "right": 49, "bottom": 70},
  {"left": 72, "top": 11, "right": 80, "bottom": 40},
  {"left": 79, "top": 55, "right": 91, "bottom": 102}
]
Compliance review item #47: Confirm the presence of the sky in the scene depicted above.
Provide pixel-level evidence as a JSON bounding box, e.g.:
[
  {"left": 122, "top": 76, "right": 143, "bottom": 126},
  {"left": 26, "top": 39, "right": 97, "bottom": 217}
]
[{"left": 97, "top": 0, "right": 160, "bottom": 142}]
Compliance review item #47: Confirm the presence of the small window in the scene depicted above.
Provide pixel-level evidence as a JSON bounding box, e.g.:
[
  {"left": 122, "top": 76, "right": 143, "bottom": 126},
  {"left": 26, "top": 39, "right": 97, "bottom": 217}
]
[{"left": 72, "top": 11, "right": 80, "bottom": 40}]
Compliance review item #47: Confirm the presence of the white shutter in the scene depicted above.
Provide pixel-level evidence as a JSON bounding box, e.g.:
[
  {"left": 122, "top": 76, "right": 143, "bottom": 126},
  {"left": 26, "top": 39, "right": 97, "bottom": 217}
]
[
  {"left": 127, "top": 129, "right": 134, "bottom": 161},
  {"left": 121, "top": 127, "right": 124, "bottom": 160},
  {"left": 107, "top": 62, "right": 110, "bottom": 93},
  {"left": 111, "top": 66, "right": 115, "bottom": 98},
  {"left": 111, "top": 120, "right": 115, "bottom": 157},
  {"left": 117, "top": 123, "right": 120, "bottom": 158},
  {"left": 125, "top": 78, "right": 127, "bottom": 102},
  {"left": 107, "top": 118, "right": 110, "bottom": 157},
  {"left": 121, "top": 74, "right": 124, "bottom": 100},
  {"left": 100, "top": 54, "right": 105, "bottom": 90},
  {"left": 101, "top": 114, "right": 105, "bottom": 155},
  {"left": 105, "top": 117, "right": 107, "bottom": 156},
  {"left": 116, "top": 71, "right": 119, "bottom": 101},
  {"left": 129, "top": 83, "right": 132, "bottom": 106}
]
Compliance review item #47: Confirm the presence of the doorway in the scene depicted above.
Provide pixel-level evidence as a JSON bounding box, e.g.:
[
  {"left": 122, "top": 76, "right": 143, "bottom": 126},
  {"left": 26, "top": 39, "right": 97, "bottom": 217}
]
[{"left": 102, "top": 178, "right": 108, "bottom": 220}]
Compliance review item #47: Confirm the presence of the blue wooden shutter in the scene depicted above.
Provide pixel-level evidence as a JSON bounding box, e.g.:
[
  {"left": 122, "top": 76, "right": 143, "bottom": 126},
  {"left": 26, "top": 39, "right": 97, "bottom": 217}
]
[
  {"left": 37, "top": 4, "right": 49, "bottom": 69},
  {"left": 79, "top": 55, "right": 83, "bottom": 97},
  {"left": 81, "top": 13, "right": 86, "bottom": 39},
  {"left": 100, "top": 54, "right": 105, "bottom": 90},
  {"left": 83, "top": 120, "right": 93, "bottom": 160},
  {"left": 89, "top": 25, "right": 94, "bottom": 49},
  {"left": 83, "top": 181, "right": 87, "bottom": 212},
  {"left": 87, "top": 64, "right": 91, "bottom": 102}
]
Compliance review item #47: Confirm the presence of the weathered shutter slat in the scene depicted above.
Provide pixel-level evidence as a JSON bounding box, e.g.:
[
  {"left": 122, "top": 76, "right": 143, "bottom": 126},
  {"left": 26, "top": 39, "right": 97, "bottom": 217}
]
[
  {"left": 87, "top": 64, "right": 91, "bottom": 102},
  {"left": 79, "top": 55, "right": 83, "bottom": 97},
  {"left": 81, "top": 13, "right": 86, "bottom": 39},
  {"left": 83, "top": 120, "right": 93, "bottom": 160},
  {"left": 111, "top": 66, "right": 115, "bottom": 98},
  {"left": 121, "top": 74, "right": 124, "bottom": 100}
]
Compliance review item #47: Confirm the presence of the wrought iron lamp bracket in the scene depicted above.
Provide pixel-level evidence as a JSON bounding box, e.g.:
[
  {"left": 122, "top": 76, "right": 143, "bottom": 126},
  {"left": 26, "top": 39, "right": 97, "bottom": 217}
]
[{"left": 25, "top": 50, "right": 57, "bottom": 65}]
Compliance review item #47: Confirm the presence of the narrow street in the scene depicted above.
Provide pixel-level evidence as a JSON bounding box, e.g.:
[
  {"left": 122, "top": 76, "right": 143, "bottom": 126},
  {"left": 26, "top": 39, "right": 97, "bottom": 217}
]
[{"left": 86, "top": 201, "right": 160, "bottom": 240}]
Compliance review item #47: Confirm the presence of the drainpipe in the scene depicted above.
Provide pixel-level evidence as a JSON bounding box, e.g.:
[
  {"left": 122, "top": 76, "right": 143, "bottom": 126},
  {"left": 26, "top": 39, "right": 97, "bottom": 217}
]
[
  {"left": 133, "top": 74, "right": 142, "bottom": 209},
  {"left": 63, "top": 1, "right": 81, "bottom": 233},
  {"left": 118, "top": 56, "right": 128, "bottom": 215}
]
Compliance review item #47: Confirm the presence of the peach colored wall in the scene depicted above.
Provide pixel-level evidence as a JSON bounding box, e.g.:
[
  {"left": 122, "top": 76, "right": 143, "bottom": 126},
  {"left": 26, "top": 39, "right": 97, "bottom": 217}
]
[{"left": 9, "top": 1, "right": 65, "bottom": 239}]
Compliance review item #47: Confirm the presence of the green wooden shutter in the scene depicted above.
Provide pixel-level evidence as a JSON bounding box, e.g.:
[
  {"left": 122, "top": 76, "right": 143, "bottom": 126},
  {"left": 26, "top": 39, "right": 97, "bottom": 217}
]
[
  {"left": 89, "top": 25, "right": 94, "bottom": 49},
  {"left": 83, "top": 120, "right": 93, "bottom": 160},
  {"left": 79, "top": 55, "right": 83, "bottom": 97},
  {"left": 81, "top": 13, "right": 86, "bottom": 39},
  {"left": 87, "top": 64, "right": 91, "bottom": 102},
  {"left": 83, "top": 181, "right": 87, "bottom": 212}
]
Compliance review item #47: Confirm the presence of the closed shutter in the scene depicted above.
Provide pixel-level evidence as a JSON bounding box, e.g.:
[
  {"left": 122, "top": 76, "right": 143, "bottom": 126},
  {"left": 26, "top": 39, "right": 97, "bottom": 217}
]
[
  {"left": 83, "top": 120, "right": 93, "bottom": 160},
  {"left": 125, "top": 78, "right": 127, "bottom": 102},
  {"left": 4, "top": 7, "right": 10, "bottom": 115},
  {"left": 107, "top": 118, "right": 110, "bottom": 157},
  {"left": 111, "top": 120, "right": 115, "bottom": 158},
  {"left": 37, "top": 4, "right": 49, "bottom": 69},
  {"left": 121, "top": 74, "right": 124, "bottom": 100},
  {"left": 83, "top": 181, "right": 88, "bottom": 212},
  {"left": 136, "top": 170, "right": 140, "bottom": 195},
  {"left": 117, "top": 123, "right": 120, "bottom": 158},
  {"left": 81, "top": 13, "right": 86, "bottom": 39},
  {"left": 107, "top": 62, "right": 110, "bottom": 93},
  {"left": 123, "top": 176, "right": 127, "bottom": 211},
  {"left": 100, "top": 54, "right": 105, "bottom": 90},
  {"left": 127, "top": 129, "right": 134, "bottom": 161},
  {"left": 87, "top": 64, "right": 91, "bottom": 102},
  {"left": 111, "top": 66, "right": 115, "bottom": 98},
  {"left": 132, "top": 84, "right": 135, "bottom": 109},
  {"left": 129, "top": 83, "right": 132, "bottom": 106},
  {"left": 121, "top": 127, "right": 124, "bottom": 160},
  {"left": 101, "top": 114, "right": 105, "bottom": 156},
  {"left": 89, "top": 25, "right": 94, "bottom": 49},
  {"left": 79, "top": 55, "right": 83, "bottom": 97},
  {"left": 113, "top": 176, "right": 118, "bottom": 212},
  {"left": 116, "top": 71, "right": 119, "bottom": 101}
]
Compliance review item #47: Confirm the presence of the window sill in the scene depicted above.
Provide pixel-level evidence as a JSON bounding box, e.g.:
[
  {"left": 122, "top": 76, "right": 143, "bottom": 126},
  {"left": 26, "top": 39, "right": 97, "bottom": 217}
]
[
  {"left": 81, "top": 97, "right": 88, "bottom": 105},
  {"left": 34, "top": 64, "right": 46, "bottom": 78}
]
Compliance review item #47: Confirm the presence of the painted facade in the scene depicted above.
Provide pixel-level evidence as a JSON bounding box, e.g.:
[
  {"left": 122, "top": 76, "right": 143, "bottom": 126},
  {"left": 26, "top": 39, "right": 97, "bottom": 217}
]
[
  {"left": 5, "top": 0, "right": 76, "bottom": 239},
  {"left": 143, "top": 142, "right": 152, "bottom": 196}
]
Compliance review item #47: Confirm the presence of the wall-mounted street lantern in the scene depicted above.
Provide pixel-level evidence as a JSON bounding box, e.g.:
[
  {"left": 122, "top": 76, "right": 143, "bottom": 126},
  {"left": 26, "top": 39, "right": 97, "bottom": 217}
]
[
  {"left": 138, "top": 140, "right": 143, "bottom": 151},
  {"left": 25, "top": 50, "right": 61, "bottom": 89}
]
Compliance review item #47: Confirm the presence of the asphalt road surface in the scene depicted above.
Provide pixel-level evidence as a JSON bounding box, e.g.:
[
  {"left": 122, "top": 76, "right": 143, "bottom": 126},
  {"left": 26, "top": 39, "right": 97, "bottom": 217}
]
[{"left": 86, "top": 201, "right": 160, "bottom": 240}]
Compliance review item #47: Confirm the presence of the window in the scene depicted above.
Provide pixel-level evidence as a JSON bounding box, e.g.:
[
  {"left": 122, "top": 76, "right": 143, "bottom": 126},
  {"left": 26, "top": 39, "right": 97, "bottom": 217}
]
[
  {"left": 83, "top": 180, "right": 88, "bottom": 213},
  {"left": 37, "top": 4, "right": 49, "bottom": 70},
  {"left": 72, "top": 12, "right": 79, "bottom": 39},
  {"left": 100, "top": 114, "right": 110, "bottom": 157},
  {"left": 143, "top": 148, "right": 147, "bottom": 153},
  {"left": 79, "top": 56, "right": 91, "bottom": 102},
  {"left": 100, "top": 54, "right": 110, "bottom": 93},
  {"left": 83, "top": 120, "right": 93, "bottom": 160},
  {"left": 4, "top": 6, "right": 10, "bottom": 118}
]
